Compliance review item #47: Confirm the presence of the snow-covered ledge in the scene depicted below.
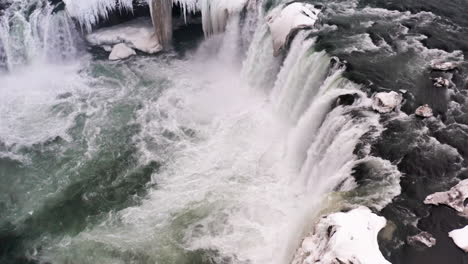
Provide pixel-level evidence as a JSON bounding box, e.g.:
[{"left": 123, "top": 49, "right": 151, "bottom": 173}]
[
  {"left": 86, "top": 18, "right": 162, "bottom": 55},
  {"left": 291, "top": 207, "right": 391, "bottom": 264},
  {"left": 267, "top": 3, "right": 321, "bottom": 56}
]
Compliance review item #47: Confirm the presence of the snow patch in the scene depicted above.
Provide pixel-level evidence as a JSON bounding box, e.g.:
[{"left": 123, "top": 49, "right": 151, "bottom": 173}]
[
  {"left": 292, "top": 207, "right": 391, "bottom": 264},
  {"left": 86, "top": 18, "right": 162, "bottom": 54},
  {"left": 449, "top": 226, "right": 468, "bottom": 252}
]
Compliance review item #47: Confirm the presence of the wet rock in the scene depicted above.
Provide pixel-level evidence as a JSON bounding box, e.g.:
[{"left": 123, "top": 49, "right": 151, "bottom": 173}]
[
  {"left": 449, "top": 225, "right": 468, "bottom": 252},
  {"left": 415, "top": 104, "right": 433, "bottom": 118},
  {"left": 335, "top": 93, "right": 357, "bottom": 107},
  {"left": 424, "top": 179, "right": 468, "bottom": 217},
  {"left": 432, "top": 77, "right": 450, "bottom": 88},
  {"left": 407, "top": 231, "right": 437, "bottom": 248},
  {"left": 372, "top": 91, "right": 403, "bottom": 113},
  {"left": 86, "top": 18, "right": 162, "bottom": 54},
  {"left": 109, "top": 43, "right": 136, "bottom": 60},
  {"left": 431, "top": 61, "right": 459, "bottom": 71},
  {"left": 291, "top": 207, "right": 390, "bottom": 264},
  {"left": 267, "top": 3, "right": 320, "bottom": 56}
]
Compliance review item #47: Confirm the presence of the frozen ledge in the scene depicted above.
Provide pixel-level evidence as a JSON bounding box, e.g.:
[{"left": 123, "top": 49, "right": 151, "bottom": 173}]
[
  {"left": 267, "top": 3, "right": 321, "bottom": 56},
  {"left": 86, "top": 18, "right": 162, "bottom": 55},
  {"left": 292, "top": 207, "right": 391, "bottom": 264}
]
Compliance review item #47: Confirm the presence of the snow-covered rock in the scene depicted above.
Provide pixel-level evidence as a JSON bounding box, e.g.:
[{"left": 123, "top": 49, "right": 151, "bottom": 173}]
[
  {"left": 372, "top": 91, "right": 403, "bottom": 114},
  {"left": 109, "top": 43, "right": 136, "bottom": 61},
  {"left": 449, "top": 226, "right": 468, "bottom": 252},
  {"left": 424, "top": 179, "right": 468, "bottom": 217},
  {"left": 431, "top": 61, "right": 459, "bottom": 71},
  {"left": 267, "top": 3, "right": 320, "bottom": 55},
  {"left": 292, "top": 207, "right": 391, "bottom": 264},
  {"left": 86, "top": 18, "right": 162, "bottom": 54},
  {"left": 407, "top": 232, "right": 437, "bottom": 248},
  {"left": 415, "top": 104, "right": 433, "bottom": 118}
]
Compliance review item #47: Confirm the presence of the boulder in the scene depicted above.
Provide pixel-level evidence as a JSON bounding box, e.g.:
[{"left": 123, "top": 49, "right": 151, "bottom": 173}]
[
  {"left": 86, "top": 18, "right": 162, "bottom": 54},
  {"left": 449, "top": 226, "right": 468, "bottom": 252},
  {"left": 291, "top": 207, "right": 390, "bottom": 264},
  {"left": 334, "top": 93, "right": 357, "bottom": 107},
  {"left": 109, "top": 43, "right": 136, "bottom": 61},
  {"left": 372, "top": 91, "right": 403, "bottom": 113},
  {"left": 415, "top": 104, "right": 433, "bottom": 118},
  {"left": 267, "top": 3, "right": 320, "bottom": 56},
  {"left": 424, "top": 179, "right": 468, "bottom": 217},
  {"left": 407, "top": 231, "right": 437, "bottom": 248}
]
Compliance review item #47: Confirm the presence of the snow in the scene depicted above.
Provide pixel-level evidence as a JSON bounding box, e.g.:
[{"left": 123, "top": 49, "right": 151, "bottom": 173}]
[
  {"left": 431, "top": 61, "right": 460, "bottom": 71},
  {"left": 372, "top": 91, "right": 403, "bottom": 113},
  {"left": 424, "top": 179, "right": 468, "bottom": 217},
  {"left": 86, "top": 18, "right": 162, "bottom": 54},
  {"left": 266, "top": 3, "right": 321, "bottom": 55},
  {"left": 291, "top": 207, "right": 391, "bottom": 264},
  {"left": 415, "top": 104, "right": 433, "bottom": 118},
  {"left": 109, "top": 43, "right": 136, "bottom": 60},
  {"left": 449, "top": 226, "right": 468, "bottom": 252}
]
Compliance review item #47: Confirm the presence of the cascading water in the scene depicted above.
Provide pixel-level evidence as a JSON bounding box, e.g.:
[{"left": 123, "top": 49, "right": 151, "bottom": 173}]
[
  {"left": 3, "top": 0, "right": 467, "bottom": 263},
  {"left": 0, "top": 0, "right": 80, "bottom": 72}
]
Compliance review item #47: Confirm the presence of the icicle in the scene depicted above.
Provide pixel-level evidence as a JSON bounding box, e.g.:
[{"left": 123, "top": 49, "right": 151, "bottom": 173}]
[{"left": 150, "top": 0, "right": 173, "bottom": 49}]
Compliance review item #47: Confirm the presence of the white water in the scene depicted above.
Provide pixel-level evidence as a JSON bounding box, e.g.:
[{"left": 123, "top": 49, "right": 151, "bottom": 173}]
[{"left": 0, "top": 1, "right": 79, "bottom": 73}]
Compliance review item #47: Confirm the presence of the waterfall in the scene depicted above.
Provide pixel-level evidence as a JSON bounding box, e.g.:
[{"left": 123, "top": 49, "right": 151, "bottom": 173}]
[
  {"left": 0, "top": 0, "right": 80, "bottom": 72},
  {"left": 0, "top": 1, "right": 402, "bottom": 263}
]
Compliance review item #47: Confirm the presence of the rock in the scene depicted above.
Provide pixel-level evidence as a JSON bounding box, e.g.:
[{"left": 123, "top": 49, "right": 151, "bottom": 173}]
[
  {"left": 109, "top": 43, "right": 136, "bottom": 61},
  {"left": 335, "top": 94, "right": 357, "bottom": 107},
  {"left": 267, "top": 3, "right": 321, "bottom": 56},
  {"left": 415, "top": 104, "right": 433, "bottom": 118},
  {"left": 291, "top": 207, "right": 391, "bottom": 264},
  {"left": 372, "top": 91, "right": 403, "bottom": 113},
  {"left": 431, "top": 61, "right": 459, "bottom": 71},
  {"left": 86, "top": 18, "right": 162, "bottom": 54},
  {"left": 432, "top": 77, "right": 450, "bottom": 88},
  {"left": 424, "top": 179, "right": 468, "bottom": 217},
  {"left": 407, "top": 231, "right": 437, "bottom": 248},
  {"left": 449, "top": 226, "right": 468, "bottom": 252}
]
